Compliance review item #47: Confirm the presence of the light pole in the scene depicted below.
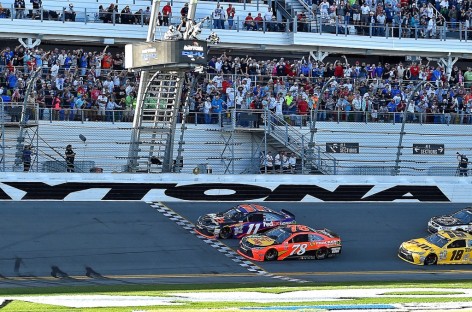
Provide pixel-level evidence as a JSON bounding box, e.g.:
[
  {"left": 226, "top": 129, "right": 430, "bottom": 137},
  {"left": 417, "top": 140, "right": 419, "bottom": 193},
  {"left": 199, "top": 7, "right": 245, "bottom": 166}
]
[
  {"left": 307, "top": 77, "right": 335, "bottom": 173},
  {"left": 0, "top": 97, "right": 4, "bottom": 172},
  {"left": 393, "top": 80, "right": 429, "bottom": 175}
]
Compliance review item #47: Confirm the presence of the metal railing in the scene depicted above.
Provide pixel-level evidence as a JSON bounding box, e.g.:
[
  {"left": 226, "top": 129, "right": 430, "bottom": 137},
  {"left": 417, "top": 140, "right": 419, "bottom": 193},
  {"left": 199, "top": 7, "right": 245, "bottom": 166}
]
[
  {"left": 4, "top": 4, "right": 472, "bottom": 43},
  {"left": 1, "top": 106, "right": 471, "bottom": 175},
  {"left": 0, "top": 107, "right": 469, "bottom": 126}
]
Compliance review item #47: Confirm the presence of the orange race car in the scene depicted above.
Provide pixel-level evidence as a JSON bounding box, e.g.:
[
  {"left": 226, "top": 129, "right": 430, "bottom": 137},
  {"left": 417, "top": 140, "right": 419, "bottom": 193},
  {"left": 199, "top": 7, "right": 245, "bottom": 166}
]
[{"left": 237, "top": 224, "right": 342, "bottom": 261}]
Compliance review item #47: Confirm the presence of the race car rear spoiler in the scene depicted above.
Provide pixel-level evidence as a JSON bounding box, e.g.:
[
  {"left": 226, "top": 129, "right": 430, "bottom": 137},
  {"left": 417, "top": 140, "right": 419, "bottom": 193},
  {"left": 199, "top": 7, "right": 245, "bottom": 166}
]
[{"left": 321, "top": 228, "right": 340, "bottom": 238}]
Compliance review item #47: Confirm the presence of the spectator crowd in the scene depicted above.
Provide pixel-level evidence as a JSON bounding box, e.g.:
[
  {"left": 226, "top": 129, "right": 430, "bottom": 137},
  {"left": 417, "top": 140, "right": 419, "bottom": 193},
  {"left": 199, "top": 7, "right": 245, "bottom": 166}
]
[
  {"left": 2, "top": 42, "right": 472, "bottom": 126},
  {"left": 188, "top": 52, "right": 472, "bottom": 126},
  {"left": 3, "top": 0, "right": 472, "bottom": 38},
  {"left": 0, "top": 45, "right": 139, "bottom": 122}
]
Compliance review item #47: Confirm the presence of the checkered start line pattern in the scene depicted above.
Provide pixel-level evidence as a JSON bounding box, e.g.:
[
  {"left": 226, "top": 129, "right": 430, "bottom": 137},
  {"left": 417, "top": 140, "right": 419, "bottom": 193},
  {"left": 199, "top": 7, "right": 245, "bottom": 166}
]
[{"left": 149, "top": 202, "right": 308, "bottom": 283}]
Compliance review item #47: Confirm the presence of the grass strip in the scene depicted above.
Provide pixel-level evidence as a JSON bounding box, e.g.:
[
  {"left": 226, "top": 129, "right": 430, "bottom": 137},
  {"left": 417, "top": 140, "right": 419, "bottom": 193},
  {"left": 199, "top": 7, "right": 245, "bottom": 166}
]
[
  {"left": 381, "top": 291, "right": 465, "bottom": 295},
  {"left": 1, "top": 280, "right": 472, "bottom": 296},
  {"left": 1, "top": 297, "right": 472, "bottom": 312}
]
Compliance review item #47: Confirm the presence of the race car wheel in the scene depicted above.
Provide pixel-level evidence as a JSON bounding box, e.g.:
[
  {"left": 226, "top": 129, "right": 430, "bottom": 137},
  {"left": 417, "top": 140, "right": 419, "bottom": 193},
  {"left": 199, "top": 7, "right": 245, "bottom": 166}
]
[
  {"left": 315, "top": 248, "right": 328, "bottom": 260},
  {"left": 219, "top": 226, "right": 232, "bottom": 239},
  {"left": 424, "top": 254, "right": 438, "bottom": 265},
  {"left": 264, "top": 249, "right": 278, "bottom": 261}
]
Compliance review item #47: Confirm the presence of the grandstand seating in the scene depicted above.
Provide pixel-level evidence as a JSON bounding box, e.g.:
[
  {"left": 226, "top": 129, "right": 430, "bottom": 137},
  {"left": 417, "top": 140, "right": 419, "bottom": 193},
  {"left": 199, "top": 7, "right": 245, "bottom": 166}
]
[
  {"left": 1, "top": 0, "right": 268, "bottom": 25},
  {"left": 0, "top": 0, "right": 471, "bottom": 176}
]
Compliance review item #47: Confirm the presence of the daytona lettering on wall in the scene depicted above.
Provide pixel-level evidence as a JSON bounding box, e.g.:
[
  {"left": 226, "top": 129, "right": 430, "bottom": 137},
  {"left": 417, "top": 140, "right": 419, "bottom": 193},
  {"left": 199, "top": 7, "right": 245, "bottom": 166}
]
[{"left": 0, "top": 182, "right": 450, "bottom": 202}]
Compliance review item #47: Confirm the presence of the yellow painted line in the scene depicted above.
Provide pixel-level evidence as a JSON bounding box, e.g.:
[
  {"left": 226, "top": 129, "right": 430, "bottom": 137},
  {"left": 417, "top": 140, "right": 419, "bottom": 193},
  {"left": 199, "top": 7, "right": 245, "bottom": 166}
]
[
  {"left": 2, "top": 269, "right": 472, "bottom": 281},
  {"left": 281, "top": 270, "right": 472, "bottom": 276}
]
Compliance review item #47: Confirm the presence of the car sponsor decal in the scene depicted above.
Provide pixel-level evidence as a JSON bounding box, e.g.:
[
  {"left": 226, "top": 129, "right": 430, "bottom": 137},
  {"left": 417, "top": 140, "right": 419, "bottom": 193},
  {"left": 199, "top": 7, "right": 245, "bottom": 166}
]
[
  {"left": 263, "top": 220, "right": 295, "bottom": 227},
  {"left": 246, "top": 236, "right": 275, "bottom": 247},
  {"left": 408, "top": 240, "right": 434, "bottom": 251}
]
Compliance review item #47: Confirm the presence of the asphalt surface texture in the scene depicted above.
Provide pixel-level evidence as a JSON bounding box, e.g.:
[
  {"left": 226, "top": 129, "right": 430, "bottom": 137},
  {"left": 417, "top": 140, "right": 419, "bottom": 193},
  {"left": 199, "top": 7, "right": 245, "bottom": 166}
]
[{"left": 0, "top": 201, "right": 471, "bottom": 288}]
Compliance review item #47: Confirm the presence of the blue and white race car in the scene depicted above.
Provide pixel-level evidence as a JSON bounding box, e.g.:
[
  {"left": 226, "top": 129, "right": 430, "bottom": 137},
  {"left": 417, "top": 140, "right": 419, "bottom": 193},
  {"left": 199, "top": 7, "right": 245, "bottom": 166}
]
[{"left": 195, "top": 204, "right": 296, "bottom": 239}]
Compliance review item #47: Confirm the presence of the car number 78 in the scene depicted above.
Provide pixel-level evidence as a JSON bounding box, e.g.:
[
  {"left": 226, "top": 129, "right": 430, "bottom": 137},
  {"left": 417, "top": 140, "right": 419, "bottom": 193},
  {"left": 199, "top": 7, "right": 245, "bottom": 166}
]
[{"left": 290, "top": 244, "right": 308, "bottom": 256}]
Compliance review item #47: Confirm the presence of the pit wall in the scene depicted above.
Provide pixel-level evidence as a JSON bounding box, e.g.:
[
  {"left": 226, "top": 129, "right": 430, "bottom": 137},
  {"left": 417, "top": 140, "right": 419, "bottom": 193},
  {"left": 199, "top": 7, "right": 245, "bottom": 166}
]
[{"left": 0, "top": 173, "right": 470, "bottom": 202}]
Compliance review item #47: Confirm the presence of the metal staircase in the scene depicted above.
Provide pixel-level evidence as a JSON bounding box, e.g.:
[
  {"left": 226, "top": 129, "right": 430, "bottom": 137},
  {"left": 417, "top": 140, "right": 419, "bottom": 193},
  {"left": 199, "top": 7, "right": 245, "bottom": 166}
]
[
  {"left": 261, "top": 111, "right": 336, "bottom": 174},
  {"left": 127, "top": 71, "right": 186, "bottom": 173},
  {"left": 279, "top": 0, "right": 320, "bottom": 32}
]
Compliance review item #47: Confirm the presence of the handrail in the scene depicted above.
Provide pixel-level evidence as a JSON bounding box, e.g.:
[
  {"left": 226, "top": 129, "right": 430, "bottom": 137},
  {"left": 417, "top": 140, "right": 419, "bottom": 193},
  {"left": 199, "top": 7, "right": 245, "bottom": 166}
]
[
  {"left": 275, "top": 0, "right": 294, "bottom": 20},
  {"left": 266, "top": 110, "right": 305, "bottom": 156}
]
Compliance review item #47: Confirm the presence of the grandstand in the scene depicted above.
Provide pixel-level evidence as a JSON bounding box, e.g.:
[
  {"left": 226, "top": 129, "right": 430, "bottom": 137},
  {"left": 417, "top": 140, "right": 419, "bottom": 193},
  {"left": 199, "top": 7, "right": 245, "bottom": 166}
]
[{"left": 0, "top": 0, "right": 471, "bottom": 176}]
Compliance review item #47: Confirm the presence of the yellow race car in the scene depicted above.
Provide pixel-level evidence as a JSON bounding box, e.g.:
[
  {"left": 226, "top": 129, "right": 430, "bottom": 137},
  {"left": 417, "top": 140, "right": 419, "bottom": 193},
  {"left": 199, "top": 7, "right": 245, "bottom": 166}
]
[{"left": 398, "top": 230, "right": 472, "bottom": 265}]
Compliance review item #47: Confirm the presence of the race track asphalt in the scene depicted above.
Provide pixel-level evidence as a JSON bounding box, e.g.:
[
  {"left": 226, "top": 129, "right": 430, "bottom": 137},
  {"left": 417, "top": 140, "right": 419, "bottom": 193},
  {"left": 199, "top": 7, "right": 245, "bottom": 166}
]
[
  {"left": 0, "top": 201, "right": 471, "bottom": 287},
  {"left": 167, "top": 201, "right": 472, "bottom": 282}
]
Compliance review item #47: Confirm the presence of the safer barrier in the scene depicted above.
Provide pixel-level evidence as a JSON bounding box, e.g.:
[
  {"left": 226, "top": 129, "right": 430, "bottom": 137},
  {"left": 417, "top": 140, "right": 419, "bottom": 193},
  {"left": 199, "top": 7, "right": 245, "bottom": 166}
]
[{"left": 0, "top": 173, "right": 469, "bottom": 202}]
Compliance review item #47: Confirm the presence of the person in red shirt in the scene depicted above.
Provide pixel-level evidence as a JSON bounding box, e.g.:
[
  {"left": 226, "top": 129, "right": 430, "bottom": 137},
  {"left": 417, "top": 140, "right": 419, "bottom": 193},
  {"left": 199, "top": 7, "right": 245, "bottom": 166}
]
[
  {"left": 409, "top": 62, "right": 419, "bottom": 80},
  {"left": 334, "top": 61, "right": 344, "bottom": 78},
  {"left": 297, "top": 96, "right": 309, "bottom": 115},
  {"left": 226, "top": 4, "right": 235, "bottom": 29},
  {"left": 254, "top": 13, "right": 264, "bottom": 30},
  {"left": 296, "top": 95, "right": 309, "bottom": 126},
  {"left": 162, "top": 2, "right": 172, "bottom": 26},
  {"left": 101, "top": 52, "right": 113, "bottom": 75},
  {"left": 221, "top": 79, "right": 231, "bottom": 94},
  {"left": 284, "top": 60, "right": 292, "bottom": 76},
  {"left": 244, "top": 13, "right": 255, "bottom": 30}
]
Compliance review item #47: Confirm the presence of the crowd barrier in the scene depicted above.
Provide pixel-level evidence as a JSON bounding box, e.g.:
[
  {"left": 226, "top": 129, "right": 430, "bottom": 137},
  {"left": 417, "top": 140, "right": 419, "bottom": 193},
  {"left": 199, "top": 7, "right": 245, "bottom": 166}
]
[{"left": 4, "top": 104, "right": 472, "bottom": 126}]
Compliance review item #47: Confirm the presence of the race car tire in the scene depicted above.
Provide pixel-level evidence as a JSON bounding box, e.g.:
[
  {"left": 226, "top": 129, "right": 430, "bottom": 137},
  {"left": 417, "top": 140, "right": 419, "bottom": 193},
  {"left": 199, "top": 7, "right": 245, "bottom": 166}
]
[
  {"left": 264, "top": 249, "right": 278, "bottom": 261},
  {"left": 424, "top": 254, "right": 438, "bottom": 265},
  {"left": 219, "top": 226, "right": 232, "bottom": 239},
  {"left": 315, "top": 247, "right": 328, "bottom": 260}
]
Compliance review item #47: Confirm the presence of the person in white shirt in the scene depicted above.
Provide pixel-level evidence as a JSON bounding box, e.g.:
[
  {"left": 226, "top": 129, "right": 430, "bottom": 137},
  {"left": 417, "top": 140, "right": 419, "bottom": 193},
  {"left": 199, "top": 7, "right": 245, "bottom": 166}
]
[
  {"left": 50, "top": 61, "right": 60, "bottom": 79},
  {"left": 203, "top": 97, "right": 212, "bottom": 124},
  {"left": 360, "top": 3, "right": 371, "bottom": 25},
  {"left": 57, "top": 51, "right": 67, "bottom": 67},
  {"left": 275, "top": 94, "right": 284, "bottom": 117},
  {"left": 226, "top": 83, "right": 235, "bottom": 108},
  {"left": 264, "top": 7, "right": 273, "bottom": 23},
  {"left": 288, "top": 153, "right": 296, "bottom": 173},
  {"left": 215, "top": 57, "right": 223, "bottom": 73},
  {"left": 213, "top": 74, "right": 223, "bottom": 88},
  {"left": 260, "top": 151, "right": 274, "bottom": 173},
  {"left": 125, "top": 82, "right": 134, "bottom": 96},
  {"left": 235, "top": 86, "right": 246, "bottom": 109},
  {"left": 282, "top": 152, "right": 290, "bottom": 172},
  {"left": 274, "top": 151, "right": 284, "bottom": 173},
  {"left": 103, "top": 76, "right": 114, "bottom": 94},
  {"left": 106, "top": 96, "right": 122, "bottom": 122},
  {"left": 55, "top": 75, "right": 64, "bottom": 91},
  {"left": 97, "top": 91, "right": 108, "bottom": 120}
]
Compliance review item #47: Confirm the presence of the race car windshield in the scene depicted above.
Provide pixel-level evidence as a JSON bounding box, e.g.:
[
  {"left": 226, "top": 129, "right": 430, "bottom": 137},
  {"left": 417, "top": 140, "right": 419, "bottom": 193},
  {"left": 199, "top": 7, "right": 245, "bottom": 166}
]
[
  {"left": 452, "top": 210, "right": 472, "bottom": 224},
  {"left": 425, "top": 233, "right": 449, "bottom": 248},
  {"left": 265, "top": 227, "right": 292, "bottom": 244},
  {"left": 222, "top": 208, "right": 243, "bottom": 220}
]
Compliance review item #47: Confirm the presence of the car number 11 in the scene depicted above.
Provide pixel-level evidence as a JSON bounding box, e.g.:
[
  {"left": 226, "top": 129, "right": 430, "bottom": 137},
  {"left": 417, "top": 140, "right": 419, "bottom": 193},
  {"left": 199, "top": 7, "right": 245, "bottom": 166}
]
[{"left": 247, "top": 223, "right": 261, "bottom": 234}]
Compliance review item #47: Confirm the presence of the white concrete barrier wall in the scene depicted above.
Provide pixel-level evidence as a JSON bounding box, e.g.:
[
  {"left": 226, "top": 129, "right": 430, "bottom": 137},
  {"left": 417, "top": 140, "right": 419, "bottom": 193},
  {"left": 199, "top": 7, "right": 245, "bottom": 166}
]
[{"left": 0, "top": 173, "right": 470, "bottom": 202}]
